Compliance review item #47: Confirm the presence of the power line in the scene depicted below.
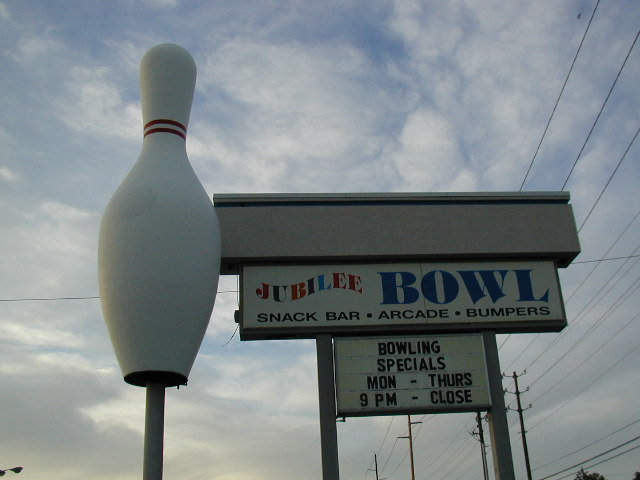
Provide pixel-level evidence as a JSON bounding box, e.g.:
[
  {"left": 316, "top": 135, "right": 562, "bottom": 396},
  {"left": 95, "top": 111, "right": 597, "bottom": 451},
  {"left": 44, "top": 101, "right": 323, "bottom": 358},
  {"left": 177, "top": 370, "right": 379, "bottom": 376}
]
[
  {"left": 449, "top": 451, "right": 484, "bottom": 480},
  {"left": 520, "top": 253, "right": 640, "bottom": 375},
  {"left": 566, "top": 209, "right": 640, "bottom": 300},
  {"left": 375, "top": 417, "right": 396, "bottom": 457},
  {"left": 433, "top": 441, "right": 478, "bottom": 480},
  {"left": 532, "top": 417, "right": 640, "bottom": 472},
  {"left": 519, "top": 0, "right": 600, "bottom": 191},
  {"left": 562, "top": 274, "right": 640, "bottom": 352},
  {"left": 526, "top": 273, "right": 640, "bottom": 388},
  {"left": 502, "top": 1, "right": 588, "bottom": 190},
  {"left": 529, "top": 311, "right": 639, "bottom": 405},
  {"left": 573, "top": 443, "right": 640, "bottom": 478},
  {"left": 504, "top": 233, "right": 640, "bottom": 373},
  {"left": 414, "top": 417, "right": 475, "bottom": 479},
  {"left": 567, "top": 248, "right": 640, "bottom": 325},
  {"left": 382, "top": 438, "right": 410, "bottom": 479},
  {"left": 0, "top": 296, "right": 100, "bottom": 302},
  {"left": 538, "top": 435, "right": 640, "bottom": 480},
  {"left": 572, "top": 254, "right": 640, "bottom": 264},
  {"left": 565, "top": 256, "right": 640, "bottom": 333},
  {"left": 498, "top": 333, "right": 511, "bottom": 350},
  {"left": 221, "top": 324, "right": 239, "bottom": 347},
  {"left": 503, "top": 333, "right": 540, "bottom": 373},
  {"left": 561, "top": 28, "right": 640, "bottom": 190},
  {"left": 526, "top": 341, "right": 640, "bottom": 430},
  {"left": 577, "top": 126, "right": 640, "bottom": 232},
  {"left": 379, "top": 436, "right": 402, "bottom": 475},
  {"left": 503, "top": 253, "right": 636, "bottom": 373}
]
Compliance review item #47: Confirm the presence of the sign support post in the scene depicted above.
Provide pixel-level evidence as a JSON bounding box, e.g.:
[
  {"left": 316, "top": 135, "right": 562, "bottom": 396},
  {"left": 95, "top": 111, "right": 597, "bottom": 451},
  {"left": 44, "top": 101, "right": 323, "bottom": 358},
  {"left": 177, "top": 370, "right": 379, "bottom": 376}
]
[
  {"left": 143, "top": 382, "right": 165, "bottom": 480},
  {"left": 483, "top": 332, "right": 515, "bottom": 480},
  {"left": 316, "top": 334, "right": 340, "bottom": 480}
]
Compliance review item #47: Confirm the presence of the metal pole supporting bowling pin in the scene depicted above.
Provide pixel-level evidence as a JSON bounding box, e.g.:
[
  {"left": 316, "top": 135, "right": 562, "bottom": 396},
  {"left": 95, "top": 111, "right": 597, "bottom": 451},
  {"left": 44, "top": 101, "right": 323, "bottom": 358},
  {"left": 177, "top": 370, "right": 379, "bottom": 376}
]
[{"left": 98, "top": 43, "right": 221, "bottom": 480}]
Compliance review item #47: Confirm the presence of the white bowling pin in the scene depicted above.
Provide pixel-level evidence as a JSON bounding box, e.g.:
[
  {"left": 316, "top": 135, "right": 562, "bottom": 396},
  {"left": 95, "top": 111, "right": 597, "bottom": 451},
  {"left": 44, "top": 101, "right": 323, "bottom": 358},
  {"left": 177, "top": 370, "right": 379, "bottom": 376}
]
[{"left": 98, "top": 43, "right": 221, "bottom": 387}]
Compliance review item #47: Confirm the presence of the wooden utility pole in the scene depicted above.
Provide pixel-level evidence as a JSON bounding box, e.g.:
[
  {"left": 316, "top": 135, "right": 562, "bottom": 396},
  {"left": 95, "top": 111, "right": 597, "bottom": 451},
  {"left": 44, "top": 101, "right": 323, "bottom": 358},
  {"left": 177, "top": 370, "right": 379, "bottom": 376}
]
[
  {"left": 475, "top": 412, "right": 490, "bottom": 480},
  {"left": 373, "top": 453, "right": 380, "bottom": 480},
  {"left": 407, "top": 416, "right": 416, "bottom": 480},
  {"left": 399, "top": 415, "right": 421, "bottom": 480},
  {"left": 509, "top": 371, "right": 533, "bottom": 480}
]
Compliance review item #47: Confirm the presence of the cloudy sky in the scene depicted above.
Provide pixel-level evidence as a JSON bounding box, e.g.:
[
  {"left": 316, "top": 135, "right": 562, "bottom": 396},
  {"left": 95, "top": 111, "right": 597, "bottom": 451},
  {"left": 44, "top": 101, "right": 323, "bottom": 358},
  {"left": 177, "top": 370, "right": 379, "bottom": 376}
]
[{"left": 1, "top": 1, "right": 639, "bottom": 479}]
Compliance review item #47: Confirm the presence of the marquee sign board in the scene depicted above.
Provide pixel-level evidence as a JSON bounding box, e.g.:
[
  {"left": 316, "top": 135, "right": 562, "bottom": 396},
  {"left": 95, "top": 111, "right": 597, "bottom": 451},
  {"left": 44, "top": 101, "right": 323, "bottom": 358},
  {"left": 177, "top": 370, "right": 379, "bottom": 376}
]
[
  {"left": 334, "top": 334, "right": 490, "bottom": 416},
  {"left": 215, "top": 192, "right": 579, "bottom": 480},
  {"left": 238, "top": 260, "right": 566, "bottom": 340}
]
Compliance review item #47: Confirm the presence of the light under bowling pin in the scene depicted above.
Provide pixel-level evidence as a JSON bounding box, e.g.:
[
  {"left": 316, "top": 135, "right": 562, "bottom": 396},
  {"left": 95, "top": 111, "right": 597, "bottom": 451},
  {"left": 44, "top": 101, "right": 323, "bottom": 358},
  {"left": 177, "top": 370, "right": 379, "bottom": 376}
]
[{"left": 98, "top": 43, "right": 221, "bottom": 387}]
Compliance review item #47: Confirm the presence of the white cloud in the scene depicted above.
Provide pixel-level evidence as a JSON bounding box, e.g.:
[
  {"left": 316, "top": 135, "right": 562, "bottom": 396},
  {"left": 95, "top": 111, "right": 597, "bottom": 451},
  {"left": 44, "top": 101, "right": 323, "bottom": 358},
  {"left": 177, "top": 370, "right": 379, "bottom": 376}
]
[
  {"left": 0, "top": 165, "right": 19, "bottom": 182},
  {"left": 0, "top": 200, "right": 98, "bottom": 298},
  {"left": 194, "top": 40, "right": 409, "bottom": 192},
  {"left": 81, "top": 387, "right": 146, "bottom": 435},
  {"left": 0, "top": 2, "right": 10, "bottom": 20},
  {"left": 386, "top": 109, "right": 471, "bottom": 191},
  {"left": 203, "top": 350, "right": 318, "bottom": 414},
  {"left": 390, "top": 0, "right": 465, "bottom": 62},
  {"left": 0, "top": 322, "right": 86, "bottom": 350},
  {"left": 9, "top": 31, "right": 60, "bottom": 64},
  {"left": 58, "top": 66, "right": 140, "bottom": 141}
]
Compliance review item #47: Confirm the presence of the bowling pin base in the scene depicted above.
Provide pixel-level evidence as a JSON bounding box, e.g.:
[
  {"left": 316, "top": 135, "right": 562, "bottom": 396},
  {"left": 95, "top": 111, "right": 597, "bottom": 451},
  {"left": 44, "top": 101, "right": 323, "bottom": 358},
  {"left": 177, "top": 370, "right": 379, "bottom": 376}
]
[{"left": 125, "top": 370, "right": 187, "bottom": 388}]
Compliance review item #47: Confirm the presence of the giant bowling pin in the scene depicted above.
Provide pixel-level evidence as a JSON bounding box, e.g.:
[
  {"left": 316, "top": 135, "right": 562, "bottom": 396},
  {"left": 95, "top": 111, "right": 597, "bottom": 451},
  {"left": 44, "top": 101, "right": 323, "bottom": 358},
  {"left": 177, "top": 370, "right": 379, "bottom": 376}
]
[{"left": 98, "top": 43, "right": 221, "bottom": 388}]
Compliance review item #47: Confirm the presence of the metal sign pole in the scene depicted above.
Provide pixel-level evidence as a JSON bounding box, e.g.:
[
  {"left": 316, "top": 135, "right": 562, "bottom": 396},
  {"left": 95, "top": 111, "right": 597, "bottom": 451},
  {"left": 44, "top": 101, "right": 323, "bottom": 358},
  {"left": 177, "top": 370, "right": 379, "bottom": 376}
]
[
  {"left": 143, "top": 382, "right": 166, "bottom": 480},
  {"left": 482, "top": 332, "right": 515, "bottom": 480},
  {"left": 316, "top": 334, "right": 340, "bottom": 480}
]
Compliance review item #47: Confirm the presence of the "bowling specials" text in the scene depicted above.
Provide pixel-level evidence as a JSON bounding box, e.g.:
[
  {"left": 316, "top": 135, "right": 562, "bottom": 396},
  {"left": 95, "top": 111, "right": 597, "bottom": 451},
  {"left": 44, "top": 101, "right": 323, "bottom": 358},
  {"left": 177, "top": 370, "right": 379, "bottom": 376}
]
[{"left": 356, "top": 339, "right": 483, "bottom": 408}]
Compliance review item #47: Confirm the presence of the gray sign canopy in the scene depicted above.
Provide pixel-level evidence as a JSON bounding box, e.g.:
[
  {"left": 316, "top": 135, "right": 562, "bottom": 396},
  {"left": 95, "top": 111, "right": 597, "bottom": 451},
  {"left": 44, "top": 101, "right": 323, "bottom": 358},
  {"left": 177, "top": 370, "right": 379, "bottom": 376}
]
[{"left": 214, "top": 192, "right": 580, "bottom": 274}]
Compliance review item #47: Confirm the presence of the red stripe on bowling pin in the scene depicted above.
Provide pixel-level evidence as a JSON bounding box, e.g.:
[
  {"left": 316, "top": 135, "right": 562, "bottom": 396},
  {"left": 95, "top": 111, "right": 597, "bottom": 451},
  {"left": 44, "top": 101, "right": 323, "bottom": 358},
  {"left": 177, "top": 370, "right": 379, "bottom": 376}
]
[{"left": 144, "top": 119, "right": 187, "bottom": 139}]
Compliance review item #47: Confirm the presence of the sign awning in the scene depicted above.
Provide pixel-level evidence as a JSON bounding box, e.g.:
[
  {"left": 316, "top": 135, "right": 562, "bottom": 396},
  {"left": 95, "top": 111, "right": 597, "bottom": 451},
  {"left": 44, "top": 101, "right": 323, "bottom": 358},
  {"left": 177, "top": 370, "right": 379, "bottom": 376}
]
[{"left": 215, "top": 192, "right": 580, "bottom": 274}]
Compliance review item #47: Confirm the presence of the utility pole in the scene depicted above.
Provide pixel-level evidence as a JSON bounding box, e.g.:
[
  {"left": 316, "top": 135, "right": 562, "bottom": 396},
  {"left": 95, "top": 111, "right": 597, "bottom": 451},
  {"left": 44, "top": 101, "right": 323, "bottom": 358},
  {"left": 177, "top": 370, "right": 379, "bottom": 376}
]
[
  {"left": 407, "top": 415, "right": 416, "bottom": 480},
  {"left": 368, "top": 453, "right": 389, "bottom": 480},
  {"left": 506, "top": 371, "right": 533, "bottom": 480},
  {"left": 470, "top": 412, "right": 490, "bottom": 480},
  {"left": 398, "top": 415, "right": 421, "bottom": 480},
  {"left": 369, "top": 453, "right": 380, "bottom": 480}
]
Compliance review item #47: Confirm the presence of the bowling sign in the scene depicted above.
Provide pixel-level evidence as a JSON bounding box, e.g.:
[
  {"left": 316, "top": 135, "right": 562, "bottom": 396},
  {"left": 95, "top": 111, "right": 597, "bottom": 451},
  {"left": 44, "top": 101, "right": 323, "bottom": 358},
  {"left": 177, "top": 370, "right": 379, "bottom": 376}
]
[
  {"left": 334, "top": 334, "right": 491, "bottom": 416},
  {"left": 238, "top": 260, "right": 566, "bottom": 339}
]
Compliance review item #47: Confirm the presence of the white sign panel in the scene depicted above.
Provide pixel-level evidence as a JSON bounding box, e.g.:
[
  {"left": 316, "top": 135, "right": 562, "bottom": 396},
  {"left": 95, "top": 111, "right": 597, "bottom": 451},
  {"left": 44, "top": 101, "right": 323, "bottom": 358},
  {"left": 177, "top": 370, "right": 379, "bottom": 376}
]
[
  {"left": 239, "top": 261, "right": 565, "bottom": 339},
  {"left": 334, "top": 335, "right": 490, "bottom": 416}
]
